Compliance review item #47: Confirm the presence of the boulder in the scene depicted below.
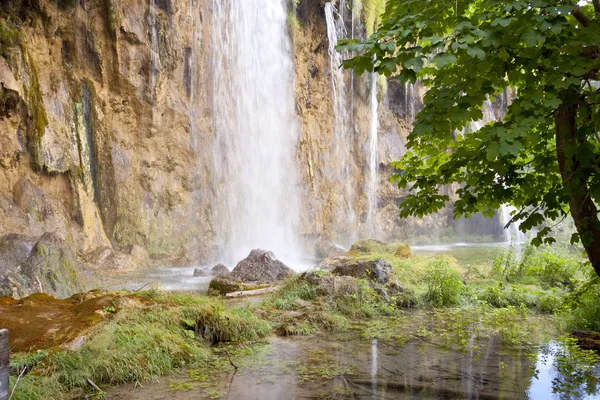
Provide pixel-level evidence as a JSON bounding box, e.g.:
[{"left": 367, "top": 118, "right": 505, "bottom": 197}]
[
  {"left": 331, "top": 258, "right": 392, "bottom": 284},
  {"left": 7, "top": 232, "right": 90, "bottom": 298},
  {"left": 208, "top": 275, "right": 271, "bottom": 295},
  {"left": 211, "top": 263, "right": 229, "bottom": 276},
  {"left": 129, "top": 244, "right": 148, "bottom": 264},
  {"left": 314, "top": 239, "right": 345, "bottom": 259},
  {"left": 301, "top": 270, "right": 360, "bottom": 298},
  {"left": 209, "top": 276, "right": 244, "bottom": 294},
  {"left": 193, "top": 268, "right": 208, "bottom": 277},
  {"left": 229, "top": 249, "right": 294, "bottom": 282}
]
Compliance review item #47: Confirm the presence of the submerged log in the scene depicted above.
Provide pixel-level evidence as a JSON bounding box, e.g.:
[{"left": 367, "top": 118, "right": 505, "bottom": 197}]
[
  {"left": 224, "top": 286, "right": 279, "bottom": 298},
  {"left": 0, "top": 329, "right": 8, "bottom": 400}
]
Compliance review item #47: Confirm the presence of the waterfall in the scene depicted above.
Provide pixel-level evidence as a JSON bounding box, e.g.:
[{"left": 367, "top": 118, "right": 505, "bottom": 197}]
[
  {"left": 148, "top": 0, "right": 160, "bottom": 96},
  {"left": 366, "top": 72, "right": 379, "bottom": 234},
  {"left": 501, "top": 205, "right": 526, "bottom": 243},
  {"left": 325, "top": 2, "right": 356, "bottom": 239},
  {"left": 470, "top": 99, "right": 525, "bottom": 242},
  {"left": 210, "top": 0, "right": 301, "bottom": 266}
]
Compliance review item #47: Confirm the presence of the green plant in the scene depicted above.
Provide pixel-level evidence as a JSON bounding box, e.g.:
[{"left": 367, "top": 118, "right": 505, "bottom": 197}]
[
  {"left": 562, "top": 282, "right": 600, "bottom": 331},
  {"left": 339, "top": 0, "right": 600, "bottom": 275},
  {"left": 548, "top": 337, "right": 599, "bottom": 398},
  {"left": 423, "top": 258, "right": 464, "bottom": 306}
]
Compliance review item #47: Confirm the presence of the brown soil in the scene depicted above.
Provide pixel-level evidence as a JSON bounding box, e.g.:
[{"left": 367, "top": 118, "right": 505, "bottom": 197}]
[{"left": 0, "top": 291, "right": 118, "bottom": 352}]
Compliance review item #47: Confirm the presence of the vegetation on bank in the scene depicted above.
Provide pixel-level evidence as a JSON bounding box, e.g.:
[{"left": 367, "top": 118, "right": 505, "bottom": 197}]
[
  {"left": 6, "top": 241, "right": 600, "bottom": 399},
  {"left": 339, "top": 0, "right": 600, "bottom": 275}
]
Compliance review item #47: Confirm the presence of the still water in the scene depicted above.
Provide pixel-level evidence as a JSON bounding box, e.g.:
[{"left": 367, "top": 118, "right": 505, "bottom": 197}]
[{"left": 108, "top": 321, "right": 600, "bottom": 400}]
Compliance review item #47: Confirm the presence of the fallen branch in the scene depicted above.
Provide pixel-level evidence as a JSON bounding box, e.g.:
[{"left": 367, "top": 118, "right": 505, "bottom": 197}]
[
  {"left": 225, "top": 286, "right": 279, "bottom": 298},
  {"left": 86, "top": 378, "right": 103, "bottom": 393},
  {"left": 8, "top": 366, "right": 26, "bottom": 400},
  {"left": 223, "top": 348, "right": 238, "bottom": 370},
  {"left": 134, "top": 282, "right": 153, "bottom": 292}
]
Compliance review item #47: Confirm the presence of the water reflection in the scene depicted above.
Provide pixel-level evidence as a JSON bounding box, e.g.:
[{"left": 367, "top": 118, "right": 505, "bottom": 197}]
[{"left": 109, "top": 331, "right": 600, "bottom": 400}]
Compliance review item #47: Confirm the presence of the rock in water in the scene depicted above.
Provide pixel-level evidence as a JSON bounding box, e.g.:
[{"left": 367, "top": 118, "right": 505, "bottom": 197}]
[
  {"left": 229, "top": 249, "right": 294, "bottom": 282},
  {"left": 193, "top": 268, "right": 208, "bottom": 277},
  {"left": 331, "top": 258, "right": 392, "bottom": 284},
  {"left": 211, "top": 263, "right": 229, "bottom": 276}
]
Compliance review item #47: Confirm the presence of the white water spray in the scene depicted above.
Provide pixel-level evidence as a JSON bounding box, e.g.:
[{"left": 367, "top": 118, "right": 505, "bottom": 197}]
[
  {"left": 366, "top": 72, "right": 379, "bottom": 234},
  {"left": 148, "top": 0, "right": 160, "bottom": 96},
  {"left": 501, "top": 205, "right": 526, "bottom": 243},
  {"left": 210, "top": 0, "right": 301, "bottom": 266},
  {"left": 325, "top": 2, "right": 357, "bottom": 237}
]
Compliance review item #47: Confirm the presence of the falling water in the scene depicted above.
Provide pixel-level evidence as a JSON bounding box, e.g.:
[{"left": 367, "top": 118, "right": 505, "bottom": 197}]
[
  {"left": 501, "top": 205, "right": 526, "bottom": 243},
  {"left": 325, "top": 2, "right": 356, "bottom": 238},
  {"left": 148, "top": 0, "right": 160, "bottom": 95},
  {"left": 366, "top": 72, "right": 378, "bottom": 234},
  {"left": 210, "top": 0, "right": 301, "bottom": 265}
]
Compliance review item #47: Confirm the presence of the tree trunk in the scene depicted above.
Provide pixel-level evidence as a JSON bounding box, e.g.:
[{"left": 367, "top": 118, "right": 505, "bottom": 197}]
[{"left": 556, "top": 92, "right": 600, "bottom": 277}]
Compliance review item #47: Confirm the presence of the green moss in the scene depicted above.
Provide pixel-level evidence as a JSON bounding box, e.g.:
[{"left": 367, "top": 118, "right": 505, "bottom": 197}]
[
  {"left": 8, "top": 291, "right": 272, "bottom": 399},
  {"left": 0, "top": 19, "right": 21, "bottom": 56},
  {"left": 363, "top": 0, "right": 386, "bottom": 35},
  {"left": 23, "top": 50, "right": 48, "bottom": 170}
]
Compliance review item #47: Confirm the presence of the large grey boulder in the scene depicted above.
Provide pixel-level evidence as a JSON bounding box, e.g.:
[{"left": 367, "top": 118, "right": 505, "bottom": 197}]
[
  {"left": 229, "top": 249, "right": 294, "bottom": 282},
  {"left": 211, "top": 263, "right": 229, "bottom": 276},
  {"left": 0, "top": 233, "right": 89, "bottom": 298}
]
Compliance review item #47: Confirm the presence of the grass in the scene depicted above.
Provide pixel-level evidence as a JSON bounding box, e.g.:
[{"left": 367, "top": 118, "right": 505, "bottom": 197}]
[
  {"left": 8, "top": 291, "right": 271, "bottom": 399},
  {"left": 8, "top": 240, "right": 599, "bottom": 398}
]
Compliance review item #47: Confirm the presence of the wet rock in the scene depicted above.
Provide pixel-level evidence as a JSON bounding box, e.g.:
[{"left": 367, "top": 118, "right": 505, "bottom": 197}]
[
  {"left": 301, "top": 270, "right": 360, "bottom": 297},
  {"left": 129, "top": 244, "right": 148, "bottom": 264},
  {"left": 0, "top": 233, "right": 90, "bottom": 299},
  {"left": 572, "top": 330, "right": 600, "bottom": 351},
  {"left": 83, "top": 247, "right": 138, "bottom": 271},
  {"left": 22, "top": 233, "right": 88, "bottom": 298},
  {"left": 13, "top": 179, "right": 45, "bottom": 219},
  {"left": 331, "top": 258, "right": 392, "bottom": 284},
  {"left": 208, "top": 276, "right": 243, "bottom": 295},
  {"left": 193, "top": 268, "right": 208, "bottom": 277},
  {"left": 211, "top": 263, "right": 229, "bottom": 276},
  {"left": 229, "top": 249, "right": 294, "bottom": 282},
  {"left": 314, "top": 239, "right": 345, "bottom": 259}
]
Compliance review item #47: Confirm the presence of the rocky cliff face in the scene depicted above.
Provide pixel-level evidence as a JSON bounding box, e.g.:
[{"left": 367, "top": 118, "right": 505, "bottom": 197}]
[{"left": 0, "top": 0, "right": 431, "bottom": 297}]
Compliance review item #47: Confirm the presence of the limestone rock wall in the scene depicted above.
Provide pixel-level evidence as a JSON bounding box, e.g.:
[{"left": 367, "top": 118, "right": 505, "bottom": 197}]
[{"left": 0, "top": 0, "right": 419, "bottom": 298}]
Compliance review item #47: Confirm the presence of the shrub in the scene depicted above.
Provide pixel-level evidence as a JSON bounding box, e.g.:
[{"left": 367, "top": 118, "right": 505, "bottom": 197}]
[
  {"left": 562, "top": 283, "right": 600, "bottom": 331},
  {"left": 423, "top": 258, "right": 464, "bottom": 307}
]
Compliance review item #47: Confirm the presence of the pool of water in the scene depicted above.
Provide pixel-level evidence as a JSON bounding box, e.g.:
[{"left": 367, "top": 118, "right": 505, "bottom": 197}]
[
  {"left": 103, "top": 265, "right": 212, "bottom": 292},
  {"left": 412, "top": 242, "right": 513, "bottom": 267},
  {"left": 107, "top": 329, "right": 600, "bottom": 400}
]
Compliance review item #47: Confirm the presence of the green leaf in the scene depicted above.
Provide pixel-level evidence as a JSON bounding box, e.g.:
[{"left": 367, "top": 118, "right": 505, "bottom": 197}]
[
  {"left": 432, "top": 53, "right": 457, "bottom": 68},
  {"left": 486, "top": 142, "right": 499, "bottom": 161},
  {"left": 522, "top": 30, "right": 545, "bottom": 47},
  {"left": 491, "top": 18, "right": 511, "bottom": 27},
  {"left": 405, "top": 57, "right": 423, "bottom": 69},
  {"left": 399, "top": 68, "right": 417, "bottom": 83},
  {"left": 466, "top": 46, "right": 486, "bottom": 60}
]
